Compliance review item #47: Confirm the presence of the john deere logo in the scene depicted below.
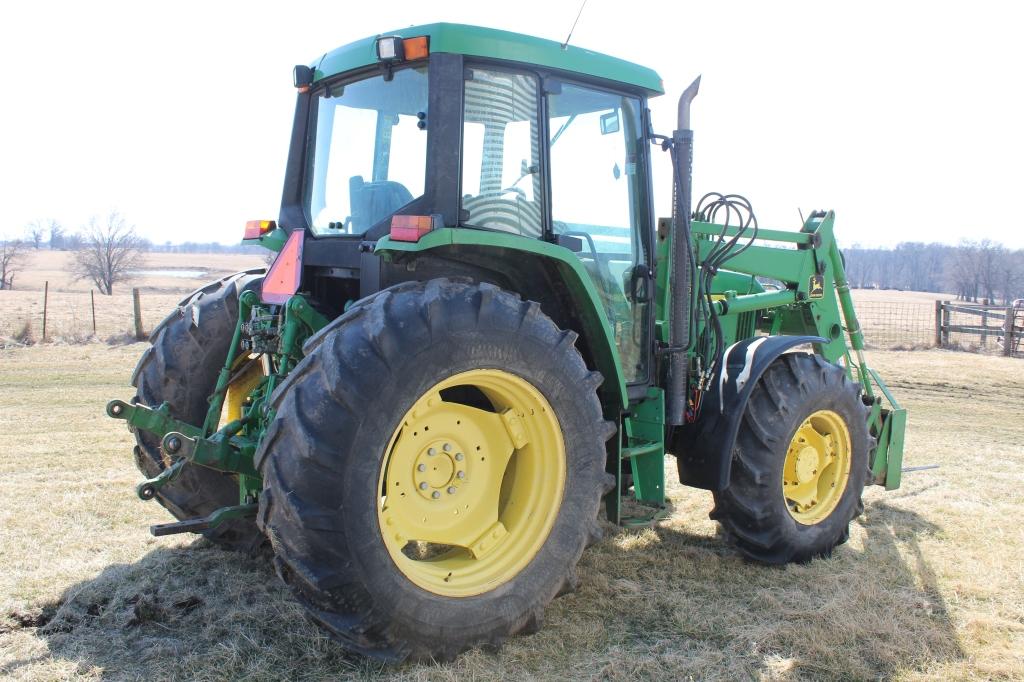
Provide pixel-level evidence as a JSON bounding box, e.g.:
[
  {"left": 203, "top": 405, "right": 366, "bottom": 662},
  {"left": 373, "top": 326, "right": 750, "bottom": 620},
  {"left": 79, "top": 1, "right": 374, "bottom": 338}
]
[{"left": 809, "top": 274, "right": 824, "bottom": 299}]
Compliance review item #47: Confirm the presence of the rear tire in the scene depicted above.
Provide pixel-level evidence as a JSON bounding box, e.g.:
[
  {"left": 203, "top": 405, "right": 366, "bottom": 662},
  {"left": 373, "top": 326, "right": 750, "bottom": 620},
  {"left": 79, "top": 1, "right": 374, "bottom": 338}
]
[
  {"left": 256, "top": 279, "right": 615, "bottom": 661},
  {"left": 132, "top": 269, "right": 265, "bottom": 552},
  {"left": 711, "top": 353, "right": 872, "bottom": 564}
]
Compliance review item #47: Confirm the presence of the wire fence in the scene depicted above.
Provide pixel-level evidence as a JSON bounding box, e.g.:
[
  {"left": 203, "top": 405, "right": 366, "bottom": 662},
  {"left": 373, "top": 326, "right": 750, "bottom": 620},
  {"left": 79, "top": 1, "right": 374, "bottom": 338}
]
[
  {"left": 0, "top": 288, "right": 182, "bottom": 345},
  {"left": 855, "top": 302, "right": 937, "bottom": 350},
  {"left": 3, "top": 286, "right": 1020, "bottom": 359}
]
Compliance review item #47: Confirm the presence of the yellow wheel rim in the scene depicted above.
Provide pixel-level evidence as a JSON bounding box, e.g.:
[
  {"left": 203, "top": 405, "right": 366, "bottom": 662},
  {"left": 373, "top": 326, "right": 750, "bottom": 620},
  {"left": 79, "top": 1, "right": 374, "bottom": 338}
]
[
  {"left": 782, "top": 409, "right": 852, "bottom": 525},
  {"left": 219, "top": 355, "right": 266, "bottom": 428},
  {"left": 377, "top": 369, "right": 565, "bottom": 597}
]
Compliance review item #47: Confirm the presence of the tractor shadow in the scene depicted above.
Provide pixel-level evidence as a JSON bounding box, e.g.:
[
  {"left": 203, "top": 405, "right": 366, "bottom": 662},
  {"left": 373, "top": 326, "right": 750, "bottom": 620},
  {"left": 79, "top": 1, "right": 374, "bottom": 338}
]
[
  {"left": 579, "top": 497, "right": 965, "bottom": 679},
  {"left": 4, "top": 501, "right": 962, "bottom": 680}
]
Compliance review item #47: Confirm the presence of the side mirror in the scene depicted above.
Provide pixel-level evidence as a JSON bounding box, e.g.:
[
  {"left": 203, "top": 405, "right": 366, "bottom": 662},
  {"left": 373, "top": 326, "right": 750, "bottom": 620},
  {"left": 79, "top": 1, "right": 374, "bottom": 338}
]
[{"left": 600, "top": 110, "right": 620, "bottom": 135}]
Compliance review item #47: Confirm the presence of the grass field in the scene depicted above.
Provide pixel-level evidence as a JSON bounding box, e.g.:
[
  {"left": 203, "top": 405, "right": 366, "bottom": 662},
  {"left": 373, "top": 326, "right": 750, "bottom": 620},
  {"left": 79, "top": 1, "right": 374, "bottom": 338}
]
[{"left": 1, "top": 342, "right": 1021, "bottom": 680}]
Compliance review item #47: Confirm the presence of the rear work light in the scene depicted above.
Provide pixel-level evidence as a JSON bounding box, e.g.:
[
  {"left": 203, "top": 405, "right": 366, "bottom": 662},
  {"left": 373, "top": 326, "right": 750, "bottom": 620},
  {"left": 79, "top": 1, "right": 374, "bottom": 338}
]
[
  {"left": 244, "top": 219, "right": 276, "bottom": 240},
  {"left": 261, "top": 230, "right": 304, "bottom": 305},
  {"left": 390, "top": 215, "right": 438, "bottom": 242},
  {"left": 376, "top": 35, "right": 429, "bottom": 63}
]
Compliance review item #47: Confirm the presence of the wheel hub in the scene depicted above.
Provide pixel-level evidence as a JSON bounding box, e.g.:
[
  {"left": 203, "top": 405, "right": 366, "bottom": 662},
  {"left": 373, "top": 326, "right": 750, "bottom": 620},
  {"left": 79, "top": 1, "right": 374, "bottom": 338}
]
[
  {"left": 794, "top": 446, "right": 819, "bottom": 483},
  {"left": 782, "top": 410, "right": 852, "bottom": 525},
  {"left": 413, "top": 441, "right": 464, "bottom": 499}
]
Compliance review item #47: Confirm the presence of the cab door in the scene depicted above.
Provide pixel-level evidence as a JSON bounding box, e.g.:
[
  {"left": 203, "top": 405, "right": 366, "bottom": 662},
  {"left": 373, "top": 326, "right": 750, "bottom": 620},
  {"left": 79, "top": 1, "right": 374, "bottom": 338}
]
[{"left": 547, "top": 82, "right": 652, "bottom": 384}]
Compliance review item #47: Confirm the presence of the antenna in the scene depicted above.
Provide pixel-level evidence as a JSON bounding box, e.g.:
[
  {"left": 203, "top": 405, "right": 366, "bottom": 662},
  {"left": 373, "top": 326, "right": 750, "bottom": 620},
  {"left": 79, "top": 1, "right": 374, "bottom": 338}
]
[{"left": 561, "top": 0, "right": 589, "bottom": 50}]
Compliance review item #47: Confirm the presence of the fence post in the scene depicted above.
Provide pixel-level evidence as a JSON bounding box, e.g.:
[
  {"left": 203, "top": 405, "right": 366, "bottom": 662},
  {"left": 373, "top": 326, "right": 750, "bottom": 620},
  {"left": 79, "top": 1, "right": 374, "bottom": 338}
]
[
  {"left": 90, "top": 290, "right": 97, "bottom": 335},
  {"left": 941, "top": 301, "right": 950, "bottom": 347},
  {"left": 1005, "top": 305, "right": 1014, "bottom": 357},
  {"left": 42, "top": 281, "right": 49, "bottom": 341},
  {"left": 934, "top": 300, "right": 942, "bottom": 348},
  {"left": 132, "top": 288, "right": 145, "bottom": 340},
  {"left": 981, "top": 308, "right": 988, "bottom": 346}
]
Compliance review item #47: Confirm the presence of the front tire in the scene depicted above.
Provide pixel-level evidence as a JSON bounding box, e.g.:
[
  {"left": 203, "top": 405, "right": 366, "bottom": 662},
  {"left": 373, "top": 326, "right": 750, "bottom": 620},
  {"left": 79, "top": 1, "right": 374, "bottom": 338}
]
[
  {"left": 711, "top": 353, "right": 872, "bottom": 564},
  {"left": 255, "top": 279, "right": 615, "bottom": 661}
]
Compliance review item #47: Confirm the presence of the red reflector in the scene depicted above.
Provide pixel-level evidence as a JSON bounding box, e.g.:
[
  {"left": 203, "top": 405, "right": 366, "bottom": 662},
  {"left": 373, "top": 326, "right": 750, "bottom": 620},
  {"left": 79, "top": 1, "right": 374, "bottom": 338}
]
[
  {"left": 390, "top": 215, "right": 433, "bottom": 242},
  {"left": 261, "top": 230, "right": 304, "bottom": 304},
  {"left": 402, "top": 36, "right": 429, "bottom": 60},
  {"left": 244, "top": 219, "right": 276, "bottom": 240}
]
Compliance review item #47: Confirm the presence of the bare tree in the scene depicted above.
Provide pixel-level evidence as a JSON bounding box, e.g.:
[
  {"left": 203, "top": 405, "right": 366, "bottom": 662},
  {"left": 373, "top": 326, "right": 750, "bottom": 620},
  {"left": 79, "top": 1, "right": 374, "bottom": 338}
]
[
  {"left": 1, "top": 237, "right": 27, "bottom": 290},
  {"left": 72, "top": 212, "right": 147, "bottom": 295},
  {"left": 25, "top": 220, "right": 45, "bottom": 249}
]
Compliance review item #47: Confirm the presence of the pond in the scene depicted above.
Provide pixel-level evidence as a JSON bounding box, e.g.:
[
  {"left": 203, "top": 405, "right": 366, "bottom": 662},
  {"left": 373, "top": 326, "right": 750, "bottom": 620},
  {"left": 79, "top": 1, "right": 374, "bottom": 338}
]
[{"left": 130, "top": 269, "right": 208, "bottom": 278}]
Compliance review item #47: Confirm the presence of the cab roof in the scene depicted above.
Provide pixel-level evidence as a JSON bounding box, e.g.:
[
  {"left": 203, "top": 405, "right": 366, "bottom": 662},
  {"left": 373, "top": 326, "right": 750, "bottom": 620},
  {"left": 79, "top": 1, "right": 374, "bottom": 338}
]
[{"left": 313, "top": 22, "right": 664, "bottom": 95}]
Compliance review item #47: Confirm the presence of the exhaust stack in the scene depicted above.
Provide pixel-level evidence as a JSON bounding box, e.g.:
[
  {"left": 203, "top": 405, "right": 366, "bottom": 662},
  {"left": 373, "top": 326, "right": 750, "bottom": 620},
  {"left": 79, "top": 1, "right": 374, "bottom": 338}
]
[{"left": 666, "top": 76, "right": 700, "bottom": 426}]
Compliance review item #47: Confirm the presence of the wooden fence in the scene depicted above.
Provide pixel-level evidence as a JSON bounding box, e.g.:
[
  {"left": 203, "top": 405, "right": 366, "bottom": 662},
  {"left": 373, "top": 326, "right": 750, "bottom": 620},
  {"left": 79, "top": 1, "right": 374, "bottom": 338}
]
[{"left": 935, "top": 300, "right": 1023, "bottom": 357}]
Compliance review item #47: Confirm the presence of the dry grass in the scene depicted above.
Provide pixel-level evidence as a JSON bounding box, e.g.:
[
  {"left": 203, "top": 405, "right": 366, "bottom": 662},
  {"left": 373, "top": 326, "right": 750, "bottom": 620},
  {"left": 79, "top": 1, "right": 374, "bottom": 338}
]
[{"left": 1, "top": 345, "right": 1021, "bottom": 680}]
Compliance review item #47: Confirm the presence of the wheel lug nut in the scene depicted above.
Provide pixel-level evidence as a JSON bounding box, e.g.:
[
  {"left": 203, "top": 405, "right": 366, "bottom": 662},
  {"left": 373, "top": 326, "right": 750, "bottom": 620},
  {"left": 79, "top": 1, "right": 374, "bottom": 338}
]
[
  {"left": 419, "top": 482, "right": 428, "bottom": 490},
  {"left": 417, "top": 464, "right": 426, "bottom": 472},
  {"left": 432, "top": 491, "right": 441, "bottom": 499},
  {"left": 443, "top": 443, "right": 452, "bottom": 452},
  {"left": 457, "top": 471, "right": 465, "bottom": 479},
  {"left": 455, "top": 453, "right": 463, "bottom": 461},
  {"left": 447, "top": 487, "right": 456, "bottom": 495},
  {"left": 427, "top": 448, "right": 436, "bottom": 456}
]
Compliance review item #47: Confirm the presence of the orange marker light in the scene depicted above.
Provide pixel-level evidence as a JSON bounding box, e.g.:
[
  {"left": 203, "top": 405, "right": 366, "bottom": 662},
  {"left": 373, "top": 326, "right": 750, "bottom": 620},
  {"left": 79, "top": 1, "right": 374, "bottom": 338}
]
[
  {"left": 244, "top": 219, "right": 276, "bottom": 240},
  {"left": 402, "top": 36, "right": 430, "bottom": 60},
  {"left": 390, "top": 215, "right": 434, "bottom": 242},
  {"left": 261, "top": 230, "right": 304, "bottom": 304}
]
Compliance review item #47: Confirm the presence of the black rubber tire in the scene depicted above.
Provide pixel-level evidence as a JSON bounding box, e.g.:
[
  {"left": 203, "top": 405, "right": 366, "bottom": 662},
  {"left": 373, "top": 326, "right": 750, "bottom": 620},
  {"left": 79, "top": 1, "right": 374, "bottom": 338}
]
[
  {"left": 132, "top": 268, "right": 266, "bottom": 552},
  {"left": 255, "top": 279, "right": 616, "bottom": 662},
  {"left": 711, "top": 353, "right": 872, "bottom": 564}
]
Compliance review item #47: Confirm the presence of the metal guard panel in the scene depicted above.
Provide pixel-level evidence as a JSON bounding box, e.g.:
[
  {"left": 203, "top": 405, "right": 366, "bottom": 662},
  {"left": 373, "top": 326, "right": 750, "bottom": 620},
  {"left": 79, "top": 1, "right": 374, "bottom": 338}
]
[
  {"left": 674, "top": 335, "right": 827, "bottom": 491},
  {"left": 375, "top": 228, "right": 629, "bottom": 410}
]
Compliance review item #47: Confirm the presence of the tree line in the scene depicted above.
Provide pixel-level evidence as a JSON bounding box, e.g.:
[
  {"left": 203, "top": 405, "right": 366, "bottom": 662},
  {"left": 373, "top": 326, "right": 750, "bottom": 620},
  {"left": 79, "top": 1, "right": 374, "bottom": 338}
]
[
  {"left": 840, "top": 240, "right": 1022, "bottom": 304},
  {"left": 1, "top": 213, "right": 261, "bottom": 294}
]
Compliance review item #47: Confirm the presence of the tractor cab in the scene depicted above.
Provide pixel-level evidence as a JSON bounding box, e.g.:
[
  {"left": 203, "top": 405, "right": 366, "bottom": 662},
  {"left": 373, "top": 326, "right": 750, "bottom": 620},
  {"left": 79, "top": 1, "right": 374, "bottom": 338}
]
[{"left": 263, "top": 23, "right": 663, "bottom": 388}]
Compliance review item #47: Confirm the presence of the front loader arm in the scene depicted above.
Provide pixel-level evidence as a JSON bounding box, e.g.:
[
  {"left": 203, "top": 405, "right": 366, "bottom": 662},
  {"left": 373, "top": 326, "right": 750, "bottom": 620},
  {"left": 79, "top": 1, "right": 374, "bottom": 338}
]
[{"left": 679, "top": 210, "right": 906, "bottom": 489}]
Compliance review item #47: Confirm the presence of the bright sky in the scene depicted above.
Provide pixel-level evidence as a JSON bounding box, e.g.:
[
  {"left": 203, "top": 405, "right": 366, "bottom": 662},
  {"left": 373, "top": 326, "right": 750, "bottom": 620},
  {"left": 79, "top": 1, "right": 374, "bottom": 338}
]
[{"left": 2, "top": 1, "right": 1021, "bottom": 248}]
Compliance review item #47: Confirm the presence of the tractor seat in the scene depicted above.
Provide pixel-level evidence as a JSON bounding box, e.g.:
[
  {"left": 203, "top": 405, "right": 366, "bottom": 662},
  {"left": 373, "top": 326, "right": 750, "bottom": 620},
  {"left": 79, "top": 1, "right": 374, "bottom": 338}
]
[{"left": 349, "top": 176, "right": 414, "bottom": 232}]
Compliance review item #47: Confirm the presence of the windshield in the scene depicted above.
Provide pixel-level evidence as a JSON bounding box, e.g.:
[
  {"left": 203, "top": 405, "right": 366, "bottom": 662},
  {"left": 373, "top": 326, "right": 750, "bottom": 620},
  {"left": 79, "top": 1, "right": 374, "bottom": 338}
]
[{"left": 306, "top": 66, "right": 428, "bottom": 235}]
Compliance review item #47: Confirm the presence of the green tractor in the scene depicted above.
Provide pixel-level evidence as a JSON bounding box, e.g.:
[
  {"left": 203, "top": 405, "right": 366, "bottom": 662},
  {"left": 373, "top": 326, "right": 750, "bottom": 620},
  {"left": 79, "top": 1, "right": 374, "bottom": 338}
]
[{"left": 108, "top": 23, "right": 906, "bottom": 661}]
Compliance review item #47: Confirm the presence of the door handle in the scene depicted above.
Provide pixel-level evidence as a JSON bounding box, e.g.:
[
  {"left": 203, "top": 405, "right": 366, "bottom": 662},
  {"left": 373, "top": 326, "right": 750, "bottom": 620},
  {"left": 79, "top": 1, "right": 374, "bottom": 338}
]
[{"left": 630, "top": 264, "right": 653, "bottom": 304}]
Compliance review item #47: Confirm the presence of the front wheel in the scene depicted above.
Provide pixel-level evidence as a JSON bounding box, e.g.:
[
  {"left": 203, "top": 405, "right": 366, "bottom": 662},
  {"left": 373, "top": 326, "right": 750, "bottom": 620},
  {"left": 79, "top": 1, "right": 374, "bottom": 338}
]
[
  {"left": 711, "top": 353, "right": 872, "bottom": 564},
  {"left": 255, "top": 279, "right": 615, "bottom": 661}
]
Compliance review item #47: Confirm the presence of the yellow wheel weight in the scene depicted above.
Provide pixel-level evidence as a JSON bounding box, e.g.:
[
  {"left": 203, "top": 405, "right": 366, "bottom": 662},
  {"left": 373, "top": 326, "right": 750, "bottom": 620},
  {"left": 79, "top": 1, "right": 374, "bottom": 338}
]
[
  {"left": 782, "top": 409, "right": 852, "bottom": 525},
  {"left": 377, "top": 369, "right": 566, "bottom": 597}
]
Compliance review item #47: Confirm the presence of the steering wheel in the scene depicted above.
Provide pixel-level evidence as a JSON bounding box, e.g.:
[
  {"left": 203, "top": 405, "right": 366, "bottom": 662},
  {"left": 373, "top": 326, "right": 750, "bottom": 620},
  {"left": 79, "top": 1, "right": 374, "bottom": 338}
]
[{"left": 499, "top": 186, "right": 527, "bottom": 199}]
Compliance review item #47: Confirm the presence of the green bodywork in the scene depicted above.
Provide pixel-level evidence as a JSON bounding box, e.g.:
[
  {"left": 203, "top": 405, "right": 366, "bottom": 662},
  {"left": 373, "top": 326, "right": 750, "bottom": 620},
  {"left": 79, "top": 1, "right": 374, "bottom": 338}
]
[{"left": 313, "top": 23, "right": 663, "bottom": 95}]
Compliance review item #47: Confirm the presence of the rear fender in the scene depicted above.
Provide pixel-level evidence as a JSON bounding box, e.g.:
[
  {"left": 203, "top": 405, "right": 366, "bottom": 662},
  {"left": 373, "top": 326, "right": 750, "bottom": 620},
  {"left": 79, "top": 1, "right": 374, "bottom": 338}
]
[
  {"left": 673, "top": 335, "right": 826, "bottom": 491},
  {"left": 374, "top": 229, "right": 629, "bottom": 413}
]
